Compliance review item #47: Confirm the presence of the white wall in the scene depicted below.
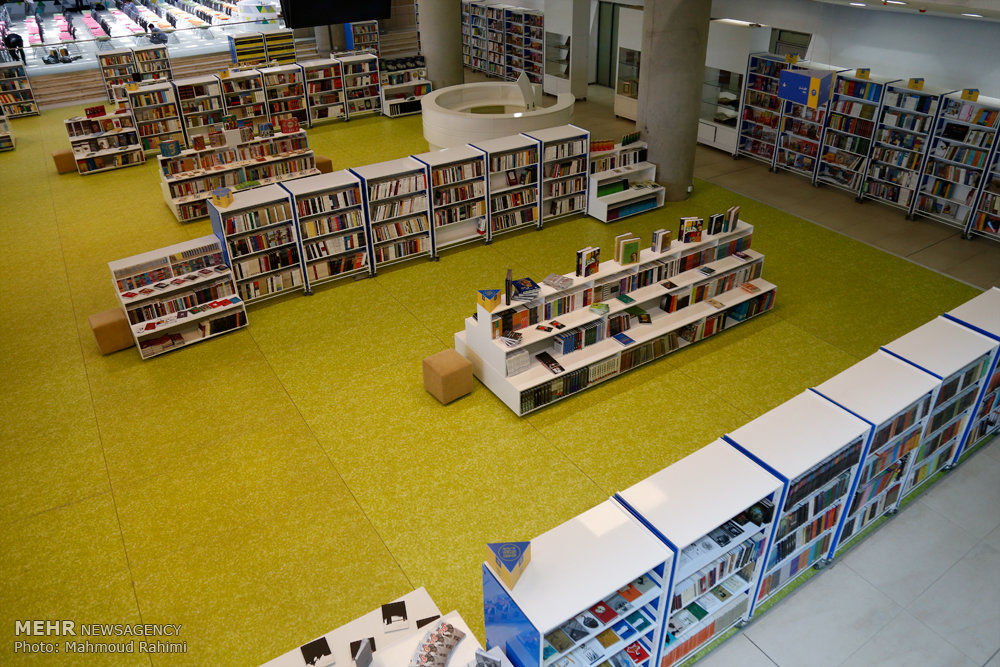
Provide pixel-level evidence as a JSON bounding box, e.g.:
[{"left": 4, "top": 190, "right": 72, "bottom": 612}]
[{"left": 711, "top": 0, "right": 1000, "bottom": 95}]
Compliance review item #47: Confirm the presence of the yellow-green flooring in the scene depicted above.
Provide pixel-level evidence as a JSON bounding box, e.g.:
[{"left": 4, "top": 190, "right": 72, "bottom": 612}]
[{"left": 0, "top": 107, "right": 983, "bottom": 665}]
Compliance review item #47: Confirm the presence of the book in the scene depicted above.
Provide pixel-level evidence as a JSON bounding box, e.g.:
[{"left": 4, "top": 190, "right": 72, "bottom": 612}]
[
  {"left": 620, "top": 238, "right": 641, "bottom": 265},
  {"left": 380, "top": 601, "right": 409, "bottom": 633},
  {"left": 651, "top": 228, "right": 671, "bottom": 253},
  {"left": 535, "top": 351, "right": 564, "bottom": 374},
  {"left": 617, "top": 583, "right": 642, "bottom": 602},
  {"left": 624, "top": 642, "right": 648, "bottom": 664},
  {"left": 706, "top": 298, "right": 725, "bottom": 309},
  {"left": 574, "top": 611, "right": 602, "bottom": 631},
  {"left": 589, "top": 303, "right": 610, "bottom": 315},
  {"left": 612, "top": 332, "right": 634, "bottom": 346},
  {"left": 617, "top": 294, "right": 635, "bottom": 304},
  {"left": 595, "top": 629, "right": 620, "bottom": 649},
  {"left": 725, "top": 205, "right": 741, "bottom": 229},
  {"left": 560, "top": 618, "right": 589, "bottom": 642},
  {"left": 623, "top": 611, "right": 651, "bottom": 633},
  {"left": 741, "top": 282, "right": 761, "bottom": 293},
  {"left": 583, "top": 247, "right": 600, "bottom": 276},
  {"left": 708, "top": 213, "right": 725, "bottom": 235},
  {"left": 604, "top": 593, "right": 632, "bottom": 615},
  {"left": 612, "top": 620, "right": 636, "bottom": 639},
  {"left": 543, "top": 273, "right": 573, "bottom": 290},
  {"left": 581, "top": 639, "right": 605, "bottom": 664},
  {"left": 613, "top": 232, "right": 633, "bottom": 263},
  {"left": 500, "top": 331, "right": 522, "bottom": 347},
  {"left": 505, "top": 268, "right": 514, "bottom": 305},
  {"left": 550, "top": 320, "right": 566, "bottom": 329},
  {"left": 545, "top": 629, "right": 573, "bottom": 653},
  {"left": 589, "top": 601, "right": 617, "bottom": 623},
  {"left": 511, "top": 277, "right": 540, "bottom": 301},
  {"left": 679, "top": 216, "right": 704, "bottom": 243}
]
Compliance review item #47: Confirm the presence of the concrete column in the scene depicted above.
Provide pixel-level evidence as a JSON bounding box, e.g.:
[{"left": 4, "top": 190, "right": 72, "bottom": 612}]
[
  {"left": 419, "top": 0, "right": 463, "bottom": 89},
  {"left": 314, "top": 26, "right": 332, "bottom": 54},
  {"left": 636, "top": 0, "right": 712, "bottom": 201}
]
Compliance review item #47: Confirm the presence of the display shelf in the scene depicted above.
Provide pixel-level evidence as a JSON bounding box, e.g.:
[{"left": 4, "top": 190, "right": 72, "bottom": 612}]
[
  {"left": 471, "top": 133, "right": 542, "bottom": 237},
  {"left": 173, "top": 75, "right": 225, "bottom": 140},
  {"left": 589, "top": 140, "right": 648, "bottom": 174},
  {"left": 280, "top": 171, "right": 369, "bottom": 290},
  {"left": 345, "top": 20, "right": 380, "bottom": 56},
  {"left": 125, "top": 82, "right": 185, "bottom": 153},
  {"left": 944, "top": 287, "right": 1000, "bottom": 462},
  {"left": 300, "top": 58, "right": 347, "bottom": 125},
  {"left": 969, "top": 151, "right": 1000, "bottom": 240},
  {"left": 466, "top": 0, "right": 488, "bottom": 73},
  {"left": 208, "top": 183, "right": 306, "bottom": 304},
  {"left": 259, "top": 64, "right": 308, "bottom": 126},
  {"left": 108, "top": 235, "right": 247, "bottom": 359},
  {"left": 859, "top": 83, "right": 946, "bottom": 211},
  {"left": 615, "top": 440, "right": 783, "bottom": 667},
  {"left": 724, "top": 391, "right": 871, "bottom": 612},
  {"left": 0, "top": 62, "right": 38, "bottom": 118},
  {"left": 881, "top": 316, "right": 998, "bottom": 497},
  {"left": 412, "top": 145, "right": 488, "bottom": 254},
  {"left": 0, "top": 109, "right": 12, "bottom": 152},
  {"left": 613, "top": 6, "right": 642, "bottom": 120},
  {"left": 773, "top": 62, "right": 845, "bottom": 180},
  {"left": 504, "top": 6, "right": 543, "bottom": 84},
  {"left": 158, "top": 129, "right": 315, "bottom": 222},
  {"left": 227, "top": 33, "right": 266, "bottom": 66},
  {"left": 483, "top": 500, "right": 673, "bottom": 667},
  {"left": 380, "top": 77, "right": 432, "bottom": 118},
  {"left": 351, "top": 156, "right": 432, "bottom": 269},
  {"left": 64, "top": 109, "right": 145, "bottom": 175},
  {"left": 219, "top": 69, "right": 269, "bottom": 135},
  {"left": 815, "top": 73, "right": 898, "bottom": 194},
  {"left": 545, "top": 32, "right": 570, "bottom": 81},
  {"left": 339, "top": 53, "right": 382, "bottom": 118},
  {"left": 737, "top": 53, "right": 791, "bottom": 165},
  {"left": 461, "top": 0, "right": 473, "bottom": 68},
  {"left": 812, "top": 351, "right": 941, "bottom": 549},
  {"left": 484, "top": 4, "right": 505, "bottom": 80},
  {"left": 913, "top": 92, "right": 1000, "bottom": 229},
  {"left": 524, "top": 124, "right": 591, "bottom": 222},
  {"left": 587, "top": 162, "right": 665, "bottom": 223},
  {"left": 97, "top": 49, "right": 137, "bottom": 103},
  {"left": 132, "top": 45, "right": 172, "bottom": 84}
]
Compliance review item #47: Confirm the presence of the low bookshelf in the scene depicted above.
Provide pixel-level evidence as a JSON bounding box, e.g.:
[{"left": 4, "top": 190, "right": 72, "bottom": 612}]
[
  {"left": 379, "top": 55, "right": 430, "bottom": 118},
  {"left": 483, "top": 500, "right": 674, "bottom": 667},
  {"left": 614, "top": 439, "right": 783, "bottom": 667},
  {"left": 724, "top": 391, "right": 871, "bottom": 613},
  {"left": 260, "top": 64, "right": 308, "bottom": 127},
  {"left": 881, "top": 316, "right": 998, "bottom": 495},
  {"left": 158, "top": 129, "right": 316, "bottom": 222},
  {"left": 208, "top": 184, "right": 306, "bottom": 304},
  {"left": 589, "top": 140, "right": 649, "bottom": 174},
  {"left": 65, "top": 109, "right": 145, "bottom": 175},
  {"left": 412, "top": 145, "right": 489, "bottom": 255},
  {"left": 944, "top": 287, "right": 1000, "bottom": 463},
  {"left": 173, "top": 76, "right": 225, "bottom": 141},
  {"left": 279, "top": 170, "right": 370, "bottom": 290},
  {"left": 127, "top": 82, "right": 186, "bottom": 154},
  {"left": 812, "top": 350, "right": 940, "bottom": 550},
  {"left": 300, "top": 58, "right": 347, "bottom": 125},
  {"left": 340, "top": 53, "right": 381, "bottom": 118},
  {"left": 351, "top": 156, "right": 432, "bottom": 269},
  {"left": 0, "top": 61, "right": 39, "bottom": 118},
  {"left": 0, "top": 109, "right": 12, "bottom": 151},
  {"left": 454, "top": 219, "right": 773, "bottom": 416},
  {"left": 133, "top": 45, "right": 172, "bottom": 84},
  {"left": 524, "top": 124, "right": 591, "bottom": 223},
  {"left": 587, "top": 162, "right": 665, "bottom": 223},
  {"left": 219, "top": 69, "right": 269, "bottom": 134},
  {"left": 108, "top": 235, "right": 247, "bottom": 359},
  {"left": 471, "top": 134, "right": 541, "bottom": 238}
]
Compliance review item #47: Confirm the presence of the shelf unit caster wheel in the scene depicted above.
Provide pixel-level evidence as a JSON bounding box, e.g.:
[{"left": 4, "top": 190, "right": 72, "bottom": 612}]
[
  {"left": 887, "top": 507, "right": 899, "bottom": 516},
  {"left": 943, "top": 463, "right": 956, "bottom": 471},
  {"left": 812, "top": 181, "right": 820, "bottom": 188},
  {"left": 813, "top": 558, "right": 828, "bottom": 570},
  {"left": 961, "top": 233, "right": 973, "bottom": 241},
  {"left": 484, "top": 239, "right": 492, "bottom": 245},
  {"left": 304, "top": 289, "right": 314, "bottom": 296},
  {"left": 905, "top": 213, "right": 914, "bottom": 221},
  {"left": 431, "top": 255, "right": 440, "bottom": 262},
  {"left": 856, "top": 196, "right": 863, "bottom": 203},
  {"left": 736, "top": 619, "right": 748, "bottom": 629},
  {"left": 732, "top": 153, "right": 740, "bottom": 161}
]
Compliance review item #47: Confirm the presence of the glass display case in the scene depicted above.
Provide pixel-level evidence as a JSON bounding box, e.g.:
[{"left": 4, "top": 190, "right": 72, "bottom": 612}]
[
  {"left": 702, "top": 66, "right": 743, "bottom": 128},
  {"left": 615, "top": 47, "right": 640, "bottom": 120},
  {"left": 545, "top": 32, "right": 570, "bottom": 80}
]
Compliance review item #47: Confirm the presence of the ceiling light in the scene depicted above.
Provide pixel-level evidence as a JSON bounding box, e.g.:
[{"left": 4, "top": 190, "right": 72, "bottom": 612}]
[
  {"left": 849, "top": 2, "right": 866, "bottom": 6},
  {"left": 961, "top": 12, "right": 982, "bottom": 17},
  {"left": 885, "top": 1, "right": 906, "bottom": 4}
]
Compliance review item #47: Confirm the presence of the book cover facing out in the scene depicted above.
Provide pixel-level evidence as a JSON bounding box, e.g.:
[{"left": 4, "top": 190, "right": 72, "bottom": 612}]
[
  {"left": 486, "top": 541, "right": 531, "bottom": 589},
  {"left": 778, "top": 69, "right": 833, "bottom": 109}
]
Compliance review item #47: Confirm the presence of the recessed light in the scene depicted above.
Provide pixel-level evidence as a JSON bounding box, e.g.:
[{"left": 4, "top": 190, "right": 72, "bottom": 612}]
[
  {"left": 849, "top": 2, "right": 866, "bottom": 6},
  {"left": 961, "top": 12, "right": 983, "bottom": 17},
  {"left": 885, "top": 0, "right": 906, "bottom": 4}
]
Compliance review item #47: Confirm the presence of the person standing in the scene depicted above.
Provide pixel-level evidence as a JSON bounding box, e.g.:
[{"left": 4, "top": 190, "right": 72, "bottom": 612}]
[{"left": 3, "top": 32, "right": 26, "bottom": 63}]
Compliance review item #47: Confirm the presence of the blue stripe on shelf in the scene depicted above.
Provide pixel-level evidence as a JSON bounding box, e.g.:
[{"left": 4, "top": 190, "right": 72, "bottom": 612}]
[
  {"left": 879, "top": 346, "right": 943, "bottom": 379},
  {"left": 942, "top": 312, "right": 1000, "bottom": 342},
  {"left": 807, "top": 388, "right": 876, "bottom": 426}
]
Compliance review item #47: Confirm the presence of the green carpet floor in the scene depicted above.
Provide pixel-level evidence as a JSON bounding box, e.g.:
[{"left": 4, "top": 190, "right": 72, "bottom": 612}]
[{"left": 0, "top": 106, "right": 982, "bottom": 665}]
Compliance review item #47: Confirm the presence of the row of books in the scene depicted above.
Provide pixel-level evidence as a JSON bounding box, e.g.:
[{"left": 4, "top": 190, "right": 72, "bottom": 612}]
[
  {"left": 236, "top": 267, "right": 303, "bottom": 301},
  {"left": 490, "top": 148, "right": 537, "bottom": 172},
  {"left": 306, "top": 252, "right": 367, "bottom": 279},
  {"left": 303, "top": 231, "right": 366, "bottom": 260},
  {"left": 543, "top": 138, "right": 587, "bottom": 162},
  {"left": 127, "top": 278, "right": 235, "bottom": 325},
  {"left": 881, "top": 108, "right": 932, "bottom": 133},
  {"left": 370, "top": 215, "right": 428, "bottom": 243},
  {"left": 222, "top": 201, "right": 293, "bottom": 234},
  {"left": 942, "top": 98, "right": 1000, "bottom": 127},
  {"left": 296, "top": 187, "right": 361, "bottom": 216},
  {"left": 827, "top": 114, "right": 875, "bottom": 137},
  {"left": 369, "top": 172, "right": 427, "bottom": 200},
  {"left": 835, "top": 77, "right": 881, "bottom": 101},
  {"left": 230, "top": 225, "right": 294, "bottom": 258},
  {"left": 231, "top": 246, "right": 299, "bottom": 280},
  {"left": 930, "top": 143, "right": 988, "bottom": 168},
  {"left": 374, "top": 236, "right": 429, "bottom": 262},
  {"left": 771, "top": 506, "right": 840, "bottom": 564},
  {"left": 432, "top": 160, "right": 484, "bottom": 186},
  {"left": 670, "top": 537, "right": 763, "bottom": 613},
  {"left": 434, "top": 181, "right": 485, "bottom": 206},
  {"left": 775, "top": 472, "right": 851, "bottom": 542},
  {"left": 757, "top": 534, "right": 832, "bottom": 600},
  {"left": 371, "top": 195, "right": 428, "bottom": 223},
  {"left": 434, "top": 200, "right": 487, "bottom": 227},
  {"left": 300, "top": 210, "right": 365, "bottom": 240}
]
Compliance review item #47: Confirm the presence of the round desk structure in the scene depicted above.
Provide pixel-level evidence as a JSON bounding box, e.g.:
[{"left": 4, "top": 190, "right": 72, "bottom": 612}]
[{"left": 421, "top": 82, "right": 576, "bottom": 150}]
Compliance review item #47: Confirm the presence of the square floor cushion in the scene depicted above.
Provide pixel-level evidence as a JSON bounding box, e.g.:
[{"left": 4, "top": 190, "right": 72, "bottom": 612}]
[
  {"left": 88, "top": 307, "right": 133, "bottom": 355},
  {"left": 423, "top": 349, "right": 473, "bottom": 404},
  {"left": 52, "top": 149, "right": 76, "bottom": 174},
  {"left": 315, "top": 155, "right": 333, "bottom": 174}
]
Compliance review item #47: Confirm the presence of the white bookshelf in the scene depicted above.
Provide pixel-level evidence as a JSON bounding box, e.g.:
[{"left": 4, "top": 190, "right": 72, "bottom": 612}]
[
  {"left": 774, "top": 62, "right": 845, "bottom": 181},
  {"left": 970, "top": 149, "right": 1000, "bottom": 240},
  {"left": 524, "top": 124, "right": 591, "bottom": 223},
  {"left": 208, "top": 184, "right": 306, "bottom": 304},
  {"left": 219, "top": 69, "right": 269, "bottom": 134},
  {"left": 484, "top": 4, "right": 506, "bottom": 80},
  {"left": 472, "top": 134, "right": 541, "bottom": 237},
  {"left": 64, "top": 109, "right": 145, "bottom": 175},
  {"left": 813, "top": 351, "right": 940, "bottom": 549},
  {"left": 132, "top": 45, "right": 172, "bottom": 84},
  {"left": 97, "top": 49, "right": 136, "bottom": 103},
  {"left": 945, "top": 287, "right": 1000, "bottom": 461},
  {"left": 882, "top": 316, "right": 998, "bottom": 493},
  {"left": 351, "top": 156, "right": 432, "bottom": 269},
  {"left": 300, "top": 58, "right": 347, "bottom": 126},
  {"left": 615, "top": 439, "right": 783, "bottom": 667},
  {"left": 466, "top": 1, "right": 488, "bottom": 73},
  {"left": 589, "top": 140, "right": 648, "bottom": 174},
  {"left": 107, "top": 235, "right": 247, "bottom": 359},
  {"left": 483, "top": 500, "right": 674, "bottom": 667},
  {"left": 0, "top": 61, "right": 39, "bottom": 118},
  {"left": 127, "top": 81, "right": 185, "bottom": 154},
  {"left": 736, "top": 53, "right": 789, "bottom": 165},
  {"left": 542, "top": 0, "right": 588, "bottom": 99},
  {"left": 588, "top": 162, "right": 665, "bottom": 223},
  {"left": 345, "top": 20, "right": 380, "bottom": 55},
  {"left": 380, "top": 78, "right": 432, "bottom": 118},
  {"left": 0, "top": 108, "right": 12, "bottom": 151},
  {"left": 725, "top": 391, "right": 871, "bottom": 612},
  {"left": 339, "top": 53, "right": 382, "bottom": 118},
  {"left": 280, "top": 170, "right": 370, "bottom": 290},
  {"left": 259, "top": 64, "right": 308, "bottom": 127},
  {"left": 412, "top": 145, "right": 489, "bottom": 254},
  {"left": 173, "top": 75, "right": 225, "bottom": 140}
]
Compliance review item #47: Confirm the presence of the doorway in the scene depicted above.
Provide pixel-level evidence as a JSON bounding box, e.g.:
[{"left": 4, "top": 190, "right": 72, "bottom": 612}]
[{"left": 595, "top": 1, "right": 620, "bottom": 87}]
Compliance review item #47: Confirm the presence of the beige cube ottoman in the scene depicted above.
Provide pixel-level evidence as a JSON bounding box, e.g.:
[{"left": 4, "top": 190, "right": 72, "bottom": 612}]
[
  {"left": 423, "top": 349, "right": 473, "bottom": 404},
  {"left": 88, "top": 308, "right": 133, "bottom": 355},
  {"left": 315, "top": 155, "right": 333, "bottom": 174},
  {"left": 52, "top": 149, "right": 77, "bottom": 174}
]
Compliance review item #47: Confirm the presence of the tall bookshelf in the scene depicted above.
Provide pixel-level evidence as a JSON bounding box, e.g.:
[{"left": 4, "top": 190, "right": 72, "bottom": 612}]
[
  {"left": 208, "top": 184, "right": 306, "bottom": 304},
  {"left": 944, "top": 287, "right": 1000, "bottom": 463},
  {"left": 521, "top": 9, "right": 544, "bottom": 84},
  {"left": 812, "top": 351, "right": 940, "bottom": 551},
  {"left": 482, "top": 500, "right": 674, "bottom": 667},
  {"left": 127, "top": 82, "right": 186, "bottom": 153},
  {"left": 133, "top": 45, "right": 172, "bottom": 84},
  {"left": 815, "top": 73, "right": 896, "bottom": 194},
  {"left": 913, "top": 92, "right": 1000, "bottom": 230},
  {"left": 614, "top": 440, "right": 783, "bottom": 667},
  {"left": 859, "top": 83, "right": 944, "bottom": 212},
  {"left": 484, "top": 4, "right": 506, "bottom": 79},
  {"left": 340, "top": 53, "right": 381, "bottom": 118},
  {"left": 65, "top": 109, "right": 145, "bottom": 175},
  {"left": 472, "top": 134, "right": 541, "bottom": 238},
  {"left": 724, "top": 391, "right": 871, "bottom": 613},
  {"left": 300, "top": 58, "right": 346, "bottom": 125},
  {"left": 219, "top": 70, "right": 269, "bottom": 134},
  {"left": 97, "top": 49, "right": 137, "bottom": 103},
  {"left": 413, "top": 145, "right": 488, "bottom": 254},
  {"left": 158, "top": 130, "right": 316, "bottom": 222},
  {"left": 454, "top": 220, "right": 770, "bottom": 416},
  {"left": 280, "top": 171, "right": 369, "bottom": 290},
  {"left": 736, "top": 53, "right": 790, "bottom": 165},
  {"left": 525, "top": 124, "right": 591, "bottom": 223},
  {"left": 345, "top": 20, "right": 380, "bottom": 55},
  {"left": 881, "top": 316, "right": 998, "bottom": 496},
  {"left": 173, "top": 76, "right": 225, "bottom": 140},
  {"left": 773, "top": 63, "right": 844, "bottom": 180},
  {"left": 108, "top": 235, "right": 248, "bottom": 359},
  {"left": 0, "top": 108, "right": 12, "bottom": 152},
  {"left": 351, "top": 156, "right": 432, "bottom": 269},
  {"left": 467, "top": 1, "right": 488, "bottom": 73},
  {"left": 503, "top": 6, "right": 526, "bottom": 81},
  {"left": 969, "top": 149, "right": 1000, "bottom": 240},
  {"left": 259, "top": 64, "right": 308, "bottom": 127},
  {"left": 461, "top": 0, "right": 473, "bottom": 68},
  {"left": 0, "top": 62, "right": 39, "bottom": 118}
]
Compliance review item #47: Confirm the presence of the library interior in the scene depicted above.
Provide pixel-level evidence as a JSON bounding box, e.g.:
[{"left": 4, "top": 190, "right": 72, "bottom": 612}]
[{"left": 1, "top": 0, "right": 999, "bottom": 666}]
